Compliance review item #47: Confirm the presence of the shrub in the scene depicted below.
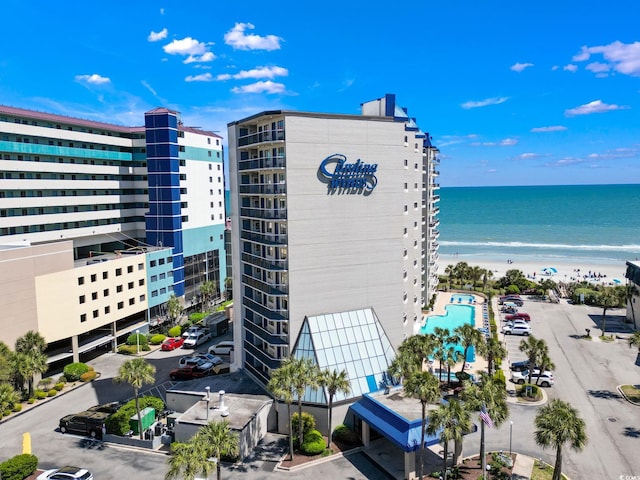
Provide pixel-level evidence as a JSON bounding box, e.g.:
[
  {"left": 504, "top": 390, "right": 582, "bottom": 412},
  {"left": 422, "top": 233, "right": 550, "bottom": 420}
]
[
  {"left": 505, "top": 285, "right": 520, "bottom": 294},
  {"left": 57, "top": 375, "right": 67, "bottom": 383},
  {"left": 3, "top": 409, "right": 12, "bottom": 417},
  {"left": 106, "top": 396, "right": 165, "bottom": 435},
  {"left": 47, "top": 389, "right": 58, "bottom": 397},
  {"left": 63, "top": 362, "right": 90, "bottom": 381},
  {"left": 12, "top": 403, "right": 22, "bottom": 412},
  {"left": 38, "top": 377, "right": 53, "bottom": 388},
  {"left": 118, "top": 345, "right": 137, "bottom": 355},
  {"left": 189, "top": 312, "right": 206, "bottom": 322},
  {"left": 292, "top": 412, "right": 316, "bottom": 443},
  {"left": 301, "top": 429, "right": 325, "bottom": 455},
  {"left": 0, "top": 453, "right": 38, "bottom": 480},
  {"left": 54, "top": 382, "right": 65, "bottom": 391},
  {"left": 168, "top": 326, "right": 182, "bottom": 338},
  {"left": 80, "top": 370, "right": 97, "bottom": 382},
  {"left": 34, "top": 390, "right": 47, "bottom": 400},
  {"left": 332, "top": 424, "right": 359, "bottom": 444},
  {"left": 493, "top": 370, "right": 506, "bottom": 385},
  {"left": 149, "top": 334, "right": 166, "bottom": 345},
  {"left": 127, "top": 333, "right": 148, "bottom": 347},
  {"left": 27, "top": 398, "right": 35, "bottom": 404}
]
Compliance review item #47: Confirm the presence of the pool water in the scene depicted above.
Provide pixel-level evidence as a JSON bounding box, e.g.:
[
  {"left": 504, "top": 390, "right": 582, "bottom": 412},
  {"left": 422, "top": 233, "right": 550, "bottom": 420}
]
[
  {"left": 420, "top": 304, "right": 476, "bottom": 362},
  {"left": 450, "top": 294, "right": 476, "bottom": 304}
]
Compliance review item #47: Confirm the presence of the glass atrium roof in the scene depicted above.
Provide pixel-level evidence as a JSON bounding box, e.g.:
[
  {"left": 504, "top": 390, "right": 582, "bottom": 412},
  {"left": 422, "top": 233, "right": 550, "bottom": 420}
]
[{"left": 292, "top": 308, "right": 396, "bottom": 404}]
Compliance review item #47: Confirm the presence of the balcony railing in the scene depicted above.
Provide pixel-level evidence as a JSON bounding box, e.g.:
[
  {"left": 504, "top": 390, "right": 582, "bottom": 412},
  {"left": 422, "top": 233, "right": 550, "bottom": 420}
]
[
  {"left": 238, "top": 155, "right": 286, "bottom": 171},
  {"left": 239, "top": 184, "right": 287, "bottom": 195},
  {"left": 240, "top": 230, "right": 287, "bottom": 246},
  {"left": 238, "top": 129, "right": 285, "bottom": 147},
  {"left": 242, "top": 274, "right": 289, "bottom": 296},
  {"left": 242, "top": 296, "right": 288, "bottom": 321},
  {"left": 241, "top": 252, "right": 288, "bottom": 271},
  {"left": 240, "top": 207, "right": 287, "bottom": 220},
  {"left": 244, "top": 319, "right": 288, "bottom": 345}
]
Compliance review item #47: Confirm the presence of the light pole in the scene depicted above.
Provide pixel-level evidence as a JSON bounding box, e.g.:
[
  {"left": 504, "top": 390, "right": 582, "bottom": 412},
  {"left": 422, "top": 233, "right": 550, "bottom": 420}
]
[
  {"left": 136, "top": 329, "right": 140, "bottom": 355},
  {"left": 205, "top": 386, "right": 210, "bottom": 421},
  {"left": 509, "top": 421, "right": 513, "bottom": 457}
]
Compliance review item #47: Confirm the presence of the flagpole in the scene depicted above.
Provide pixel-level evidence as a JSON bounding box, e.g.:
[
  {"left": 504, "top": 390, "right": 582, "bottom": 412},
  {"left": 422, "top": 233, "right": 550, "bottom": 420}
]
[{"left": 480, "top": 420, "right": 486, "bottom": 479}]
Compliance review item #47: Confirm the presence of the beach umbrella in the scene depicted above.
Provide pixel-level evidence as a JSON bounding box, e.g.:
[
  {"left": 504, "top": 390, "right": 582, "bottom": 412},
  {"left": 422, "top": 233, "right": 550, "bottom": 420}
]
[{"left": 613, "top": 278, "right": 622, "bottom": 284}]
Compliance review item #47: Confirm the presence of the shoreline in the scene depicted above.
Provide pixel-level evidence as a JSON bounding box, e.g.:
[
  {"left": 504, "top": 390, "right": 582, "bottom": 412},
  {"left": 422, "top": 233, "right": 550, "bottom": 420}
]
[{"left": 438, "top": 253, "right": 629, "bottom": 286}]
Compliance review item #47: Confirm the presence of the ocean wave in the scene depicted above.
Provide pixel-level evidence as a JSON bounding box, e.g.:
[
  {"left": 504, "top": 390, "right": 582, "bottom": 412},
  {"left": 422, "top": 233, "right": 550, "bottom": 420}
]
[{"left": 439, "top": 241, "right": 640, "bottom": 252}]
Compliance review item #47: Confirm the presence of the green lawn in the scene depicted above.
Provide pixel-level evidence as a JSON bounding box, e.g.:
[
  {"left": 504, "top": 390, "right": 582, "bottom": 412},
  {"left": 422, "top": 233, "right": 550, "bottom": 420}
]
[
  {"left": 531, "top": 460, "right": 569, "bottom": 480},
  {"left": 620, "top": 384, "right": 640, "bottom": 403}
]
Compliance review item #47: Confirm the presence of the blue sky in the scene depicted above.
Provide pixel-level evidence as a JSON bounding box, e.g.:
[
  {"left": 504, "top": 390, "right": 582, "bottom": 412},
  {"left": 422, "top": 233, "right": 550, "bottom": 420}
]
[{"left": 1, "top": 0, "right": 639, "bottom": 187}]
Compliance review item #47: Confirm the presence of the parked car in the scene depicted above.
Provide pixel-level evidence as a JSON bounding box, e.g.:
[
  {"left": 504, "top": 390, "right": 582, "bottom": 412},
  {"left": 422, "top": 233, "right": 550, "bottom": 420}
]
[
  {"left": 182, "top": 331, "right": 211, "bottom": 348},
  {"left": 169, "top": 362, "right": 221, "bottom": 381},
  {"left": 178, "top": 356, "right": 209, "bottom": 368},
  {"left": 87, "top": 401, "right": 121, "bottom": 414},
  {"left": 511, "top": 369, "right": 554, "bottom": 387},
  {"left": 182, "top": 325, "right": 207, "bottom": 339},
  {"left": 501, "top": 324, "right": 531, "bottom": 336},
  {"left": 499, "top": 295, "right": 522, "bottom": 304},
  {"left": 194, "top": 352, "right": 223, "bottom": 366},
  {"left": 505, "top": 313, "right": 531, "bottom": 322},
  {"left": 59, "top": 411, "right": 110, "bottom": 438},
  {"left": 510, "top": 360, "right": 540, "bottom": 372},
  {"left": 37, "top": 467, "right": 93, "bottom": 480},
  {"left": 161, "top": 337, "right": 185, "bottom": 351},
  {"left": 208, "top": 340, "right": 234, "bottom": 356},
  {"left": 504, "top": 319, "right": 528, "bottom": 329},
  {"left": 500, "top": 304, "right": 519, "bottom": 314}
]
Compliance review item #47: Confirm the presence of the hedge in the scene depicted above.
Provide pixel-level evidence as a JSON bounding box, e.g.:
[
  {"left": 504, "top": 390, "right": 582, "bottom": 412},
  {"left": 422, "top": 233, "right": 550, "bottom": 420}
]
[
  {"left": 189, "top": 312, "right": 206, "bottom": 322},
  {"left": 127, "top": 333, "right": 148, "bottom": 347},
  {"left": 332, "top": 424, "right": 358, "bottom": 444},
  {"left": 149, "top": 334, "right": 166, "bottom": 345},
  {"left": 80, "top": 370, "right": 97, "bottom": 382},
  {"left": 301, "top": 429, "right": 325, "bottom": 455},
  {"left": 168, "top": 326, "right": 182, "bottom": 337},
  {"left": 64, "top": 362, "right": 90, "bottom": 381},
  {"left": 54, "top": 382, "right": 65, "bottom": 391},
  {"left": 292, "top": 412, "right": 316, "bottom": 443},
  {"left": 0, "top": 454, "right": 38, "bottom": 480},
  {"left": 34, "top": 390, "right": 47, "bottom": 400},
  {"left": 106, "top": 396, "right": 165, "bottom": 435},
  {"left": 47, "top": 389, "right": 58, "bottom": 397},
  {"left": 12, "top": 403, "right": 22, "bottom": 412}
]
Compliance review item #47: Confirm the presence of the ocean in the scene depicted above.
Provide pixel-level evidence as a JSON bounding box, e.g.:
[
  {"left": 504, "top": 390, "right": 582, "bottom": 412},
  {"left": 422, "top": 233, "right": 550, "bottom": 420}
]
[{"left": 438, "top": 184, "right": 640, "bottom": 266}]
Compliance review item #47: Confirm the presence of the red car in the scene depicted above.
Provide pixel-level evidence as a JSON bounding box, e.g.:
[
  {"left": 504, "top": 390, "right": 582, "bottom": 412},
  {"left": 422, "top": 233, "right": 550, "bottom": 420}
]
[
  {"left": 505, "top": 312, "right": 531, "bottom": 322},
  {"left": 169, "top": 365, "right": 212, "bottom": 381},
  {"left": 161, "top": 337, "right": 185, "bottom": 351}
]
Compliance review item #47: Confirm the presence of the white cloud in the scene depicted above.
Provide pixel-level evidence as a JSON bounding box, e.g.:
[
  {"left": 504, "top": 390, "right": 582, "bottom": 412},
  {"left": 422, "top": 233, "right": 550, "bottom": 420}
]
[
  {"left": 511, "top": 62, "right": 534, "bottom": 72},
  {"left": 471, "top": 138, "right": 518, "bottom": 147},
  {"left": 141, "top": 80, "right": 157, "bottom": 96},
  {"left": 500, "top": 138, "right": 518, "bottom": 146},
  {"left": 160, "top": 8, "right": 165, "bottom": 15},
  {"left": 461, "top": 97, "right": 509, "bottom": 109},
  {"left": 572, "top": 41, "right": 640, "bottom": 76},
  {"left": 565, "top": 99, "right": 629, "bottom": 117},
  {"left": 75, "top": 74, "right": 111, "bottom": 85},
  {"left": 231, "top": 80, "right": 285, "bottom": 94},
  {"left": 563, "top": 64, "right": 578, "bottom": 72},
  {"left": 184, "top": 52, "right": 216, "bottom": 64},
  {"left": 531, "top": 125, "right": 568, "bottom": 132},
  {"left": 185, "top": 73, "right": 213, "bottom": 82},
  {"left": 163, "top": 37, "right": 215, "bottom": 63},
  {"left": 216, "top": 66, "right": 288, "bottom": 81},
  {"left": 519, "top": 153, "right": 540, "bottom": 159},
  {"left": 224, "top": 23, "right": 282, "bottom": 51},
  {"left": 148, "top": 28, "right": 168, "bottom": 42},
  {"left": 586, "top": 62, "right": 611, "bottom": 74}
]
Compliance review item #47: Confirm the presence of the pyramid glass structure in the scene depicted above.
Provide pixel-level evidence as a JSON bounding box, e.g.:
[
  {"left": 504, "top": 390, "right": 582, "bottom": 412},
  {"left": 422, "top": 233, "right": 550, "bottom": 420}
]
[{"left": 292, "top": 308, "right": 396, "bottom": 404}]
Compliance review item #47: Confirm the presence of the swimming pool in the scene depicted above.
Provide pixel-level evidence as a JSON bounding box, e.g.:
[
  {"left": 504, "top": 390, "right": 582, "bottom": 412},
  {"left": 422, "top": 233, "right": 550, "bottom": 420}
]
[
  {"left": 419, "top": 304, "right": 476, "bottom": 362},
  {"left": 450, "top": 293, "right": 476, "bottom": 304}
]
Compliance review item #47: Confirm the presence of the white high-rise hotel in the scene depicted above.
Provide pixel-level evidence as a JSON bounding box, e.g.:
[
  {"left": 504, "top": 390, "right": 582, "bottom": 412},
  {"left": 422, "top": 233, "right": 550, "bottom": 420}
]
[{"left": 228, "top": 94, "right": 440, "bottom": 387}]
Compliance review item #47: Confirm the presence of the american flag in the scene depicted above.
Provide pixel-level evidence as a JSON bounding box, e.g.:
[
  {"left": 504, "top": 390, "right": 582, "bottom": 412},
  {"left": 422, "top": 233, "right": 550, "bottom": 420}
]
[{"left": 479, "top": 405, "right": 493, "bottom": 428}]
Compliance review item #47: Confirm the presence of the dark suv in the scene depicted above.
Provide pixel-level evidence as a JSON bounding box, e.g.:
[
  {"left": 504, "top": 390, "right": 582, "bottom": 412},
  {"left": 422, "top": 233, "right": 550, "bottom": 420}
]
[{"left": 59, "top": 411, "right": 110, "bottom": 438}]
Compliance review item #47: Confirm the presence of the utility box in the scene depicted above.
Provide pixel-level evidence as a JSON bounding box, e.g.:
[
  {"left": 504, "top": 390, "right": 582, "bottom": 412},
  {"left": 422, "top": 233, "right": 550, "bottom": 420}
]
[
  {"left": 206, "top": 314, "right": 229, "bottom": 337},
  {"left": 129, "top": 407, "right": 155, "bottom": 435}
]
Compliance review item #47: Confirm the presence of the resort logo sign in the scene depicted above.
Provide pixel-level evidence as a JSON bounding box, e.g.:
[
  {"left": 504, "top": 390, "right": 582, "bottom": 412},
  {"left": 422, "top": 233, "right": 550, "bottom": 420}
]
[{"left": 318, "top": 154, "right": 378, "bottom": 194}]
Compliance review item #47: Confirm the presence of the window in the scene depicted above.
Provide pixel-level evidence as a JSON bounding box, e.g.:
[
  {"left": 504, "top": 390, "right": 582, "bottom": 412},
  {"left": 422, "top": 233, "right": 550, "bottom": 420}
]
[
  {"left": 78, "top": 277, "right": 85, "bottom": 285},
  {"left": 117, "top": 285, "right": 123, "bottom": 293},
  {"left": 138, "top": 263, "right": 144, "bottom": 270},
  {"left": 91, "top": 292, "right": 98, "bottom": 300},
  {"left": 159, "top": 258, "right": 165, "bottom": 265},
  {"left": 404, "top": 182, "right": 408, "bottom": 191},
  {"left": 79, "top": 295, "right": 86, "bottom": 304},
  {"left": 150, "top": 275, "right": 158, "bottom": 282},
  {"left": 105, "top": 306, "right": 110, "bottom": 314},
  {"left": 404, "top": 205, "right": 408, "bottom": 213},
  {"left": 139, "top": 279, "right": 145, "bottom": 286},
  {"left": 404, "top": 227, "right": 408, "bottom": 236},
  {"left": 209, "top": 164, "right": 212, "bottom": 170},
  {"left": 404, "top": 159, "right": 408, "bottom": 167},
  {"left": 151, "top": 290, "right": 158, "bottom": 297},
  {"left": 102, "top": 271, "right": 108, "bottom": 280},
  {"left": 127, "top": 265, "right": 133, "bottom": 273},
  {"left": 150, "top": 260, "right": 156, "bottom": 267},
  {"left": 159, "top": 273, "right": 166, "bottom": 280},
  {"left": 116, "top": 268, "right": 122, "bottom": 276},
  {"left": 93, "top": 310, "right": 99, "bottom": 318},
  {"left": 117, "top": 301, "right": 124, "bottom": 309},
  {"left": 166, "top": 256, "right": 172, "bottom": 263},
  {"left": 403, "top": 249, "right": 408, "bottom": 258},
  {"left": 80, "top": 314, "right": 87, "bottom": 323},
  {"left": 128, "top": 282, "right": 134, "bottom": 289},
  {"left": 129, "top": 298, "right": 135, "bottom": 305},
  {"left": 139, "top": 294, "right": 145, "bottom": 302},
  {"left": 159, "top": 287, "right": 167, "bottom": 294}
]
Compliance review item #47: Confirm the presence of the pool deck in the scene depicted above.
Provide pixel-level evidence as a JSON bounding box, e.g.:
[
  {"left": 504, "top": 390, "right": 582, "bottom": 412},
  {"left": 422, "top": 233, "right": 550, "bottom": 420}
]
[{"left": 421, "top": 292, "right": 490, "bottom": 377}]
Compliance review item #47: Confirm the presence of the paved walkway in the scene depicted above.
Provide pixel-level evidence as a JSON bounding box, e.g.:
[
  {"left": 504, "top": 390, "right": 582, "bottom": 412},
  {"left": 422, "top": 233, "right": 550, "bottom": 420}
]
[{"left": 511, "top": 454, "right": 536, "bottom": 479}]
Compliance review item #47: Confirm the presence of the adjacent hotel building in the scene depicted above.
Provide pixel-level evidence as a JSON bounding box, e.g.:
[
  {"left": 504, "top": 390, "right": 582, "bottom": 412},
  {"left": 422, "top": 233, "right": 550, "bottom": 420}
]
[
  {"left": 228, "top": 94, "right": 441, "bottom": 391},
  {"left": 0, "top": 106, "right": 226, "bottom": 368}
]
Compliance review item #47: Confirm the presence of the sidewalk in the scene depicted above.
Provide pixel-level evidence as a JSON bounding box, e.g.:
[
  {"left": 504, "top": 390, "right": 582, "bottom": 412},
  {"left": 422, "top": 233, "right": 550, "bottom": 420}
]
[{"left": 511, "top": 454, "right": 536, "bottom": 479}]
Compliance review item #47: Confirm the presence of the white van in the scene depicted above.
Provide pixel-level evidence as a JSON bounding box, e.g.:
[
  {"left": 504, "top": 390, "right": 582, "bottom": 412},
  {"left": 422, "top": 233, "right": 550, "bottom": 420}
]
[{"left": 208, "top": 340, "right": 234, "bottom": 356}]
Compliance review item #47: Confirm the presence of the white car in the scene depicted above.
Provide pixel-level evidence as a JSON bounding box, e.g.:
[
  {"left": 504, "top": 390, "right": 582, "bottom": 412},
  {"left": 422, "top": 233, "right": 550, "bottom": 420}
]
[
  {"left": 511, "top": 369, "right": 555, "bottom": 387},
  {"left": 182, "top": 325, "right": 206, "bottom": 339},
  {"left": 504, "top": 319, "right": 527, "bottom": 328},
  {"left": 501, "top": 324, "right": 531, "bottom": 336},
  {"left": 37, "top": 467, "right": 93, "bottom": 480},
  {"left": 182, "top": 331, "right": 211, "bottom": 349},
  {"left": 208, "top": 340, "right": 234, "bottom": 356}
]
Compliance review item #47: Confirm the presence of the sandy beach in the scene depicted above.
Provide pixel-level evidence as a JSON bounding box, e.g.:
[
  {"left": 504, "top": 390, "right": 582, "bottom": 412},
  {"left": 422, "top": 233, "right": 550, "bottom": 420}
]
[{"left": 438, "top": 254, "right": 630, "bottom": 286}]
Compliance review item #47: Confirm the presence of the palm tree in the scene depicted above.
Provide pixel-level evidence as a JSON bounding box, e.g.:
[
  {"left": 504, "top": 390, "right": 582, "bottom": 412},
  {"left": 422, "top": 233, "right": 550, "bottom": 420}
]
[
  {"left": 267, "top": 361, "right": 296, "bottom": 460},
  {"left": 477, "top": 336, "right": 507, "bottom": 375},
  {"left": 403, "top": 370, "right": 441, "bottom": 480},
  {"left": 224, "top": 277, "right": 233, "bottom": 300},
  {"left": 289, "top": 357, "right": 320, "bottom": 447},
  {"left": 11, "top": 350, "right": 48, "bottom": 398},
  {"left": 166, "top": 294, "right": 182, "bottom": 327},
  {"left": 166, "top": 440, "right": 212, "bottom": 480},
  {"left": 15, "top": 331, "right": 47, "bottom": 354},
  {"left": 200, "top": 280, "right": 218, "bottom": 308},
  {"left": 461, "top": 374, "right": 509, "bottom": 469},
  {"left": 454, "top": 323, "right": 483, "bottom": 375},
  {"left": 444, "top": 265, "right": 454, "bottom": 290},
  {"left": 481, "top": 269, "right": 493, "bottom": 292},
  {"left": 598, "top": 288, "right": 621, "bottom": 337},
  {"left": 444, "top": 347, "right": 460, "bottom": 388},
  {"left": 0, "top": 383, "right": 19, "bottom": 412},
  {"left": 194, "top": 420, "right": 239, "bottom": 480},
  {"left": 624, "top": 284, "right": 638, "bottom": 329},
  {"left": 426, "top": 398, "right": 472, "bottom": 478},
  {"left": 534, "top": 399, "right": 587, "bottom": 480},
  {"left": 536, "top": 352, "right": 556, "bottom": 386},
  {"left": 628, "top": 331, "right": 640, "bottom": 352},
  {"left": 433, "top": 327, "right": 451, "bottom": 376},
  {"left": 390, "top": 334, "right": 436, "bottom": 381},
  {"left": 0, "top": 341, "right": 12, "bottom": 383},
  {"left": 14, "top": 331, "right": 48, "bottom": 396},
  {"left": 519, "top": 336, "right": 547, "bottom": 391},
  {"left": 319, "top": 369, "right": 351, "bottom": 447},
  {"left": 453, "top": 262, "right": 469, "bottom": 287},
  {"left": 114, "top": 358, "right": 156, "bottom": 439}
]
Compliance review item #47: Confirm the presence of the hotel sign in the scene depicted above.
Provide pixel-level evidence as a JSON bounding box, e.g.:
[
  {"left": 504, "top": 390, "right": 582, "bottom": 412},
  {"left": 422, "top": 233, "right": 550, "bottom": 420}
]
[{"left": 318, "top": 154, "right": 378, "bottom": 194}]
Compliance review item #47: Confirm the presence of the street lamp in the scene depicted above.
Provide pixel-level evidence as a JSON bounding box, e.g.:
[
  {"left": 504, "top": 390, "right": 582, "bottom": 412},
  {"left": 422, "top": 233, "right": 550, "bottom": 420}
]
[
  {"left": 509, "top": 421, "right": 513, "bottom": 457},
  {"left": 205, "top": 386, "right": 210, "bottom": 421},
  {"left": 136, "top": 329, "right": 140, "bottom": 355}
]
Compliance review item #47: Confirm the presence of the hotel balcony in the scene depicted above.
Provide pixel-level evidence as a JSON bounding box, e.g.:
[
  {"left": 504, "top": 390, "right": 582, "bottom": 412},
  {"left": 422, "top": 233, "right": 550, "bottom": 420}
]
[
  {"left": 238, "top": 155, "right": 286, "bottom": 171},
  {"left": 243, "top": 296, "right": 288, "bottom": 321},
  {"left": 244, "top": 342, "right": 281, "bottom": 369},
  {"left": 240, "top": 207, "right": 287, "bottom": 220},
  {"left": 238, "top": 129, "right": 285, "bottom": 147},
  {"left": 241, "top": 252, "right": 288, "bottom": 271},
  {"left": 240, "top": 230, "right": 288, "bottom": 246},
  {"left": 244, "top": 319, "right": 288, "bottom": 346},
  {"left": 239, "top": 184, "right": 287, "bottom": 195}
]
